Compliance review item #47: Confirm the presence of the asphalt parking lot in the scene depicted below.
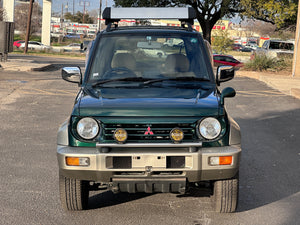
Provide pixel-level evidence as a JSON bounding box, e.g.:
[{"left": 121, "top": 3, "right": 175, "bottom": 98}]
[{"left": 0, "top": 57, "right": 299, "bottom": 225}]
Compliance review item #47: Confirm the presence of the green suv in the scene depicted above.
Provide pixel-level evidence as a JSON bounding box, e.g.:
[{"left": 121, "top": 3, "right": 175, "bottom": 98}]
[{"left": 57, "top": 7, "right": 241, "bottom": 213}]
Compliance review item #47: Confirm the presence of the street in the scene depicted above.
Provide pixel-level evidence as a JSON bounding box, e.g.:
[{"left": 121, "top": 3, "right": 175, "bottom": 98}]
[{"left": 0, "top": 57, "right": 299, "bottom": 225}]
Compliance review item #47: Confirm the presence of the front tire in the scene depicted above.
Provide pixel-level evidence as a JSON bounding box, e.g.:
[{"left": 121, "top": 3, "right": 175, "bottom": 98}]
[
  {"left": 212, "top": 173, "right": 239, "bottom": 213},
  {"left": 59, "top": 174, "right": 89, "bottom": 210}
]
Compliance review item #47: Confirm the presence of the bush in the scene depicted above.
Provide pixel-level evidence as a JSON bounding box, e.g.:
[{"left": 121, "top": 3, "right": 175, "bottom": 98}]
[
  {"left": 245, "top": 54, "right": 274, "bottom": 71},
  {"left": 14, "top": 34, "right": 21, "bottom": 41},
  {"left": 245, "top": 54, "right": 293, "bottom": 72},
  {"left": 30, "top": 35, "right": 41, "bottom": 42},
  {"left": 274, "top": 58, "right": 293, "bottom": 72}
]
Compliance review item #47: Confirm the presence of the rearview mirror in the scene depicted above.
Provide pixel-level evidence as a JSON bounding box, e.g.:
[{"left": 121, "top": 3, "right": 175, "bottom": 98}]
[
  {"left": 216, "top": 65, "right": 235, "bottom": 86},
  {"left": 62, "top": 67, "right": 82, "bottom": 85}
]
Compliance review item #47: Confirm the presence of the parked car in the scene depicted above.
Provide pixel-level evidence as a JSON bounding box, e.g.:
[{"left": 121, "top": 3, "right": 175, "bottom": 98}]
[
  {"left": 255, "top": 40, "right": 295, "bottom": 58},
  {"left": 63, "top": 43, "right": 81, "bottom": 52},
  {"left": 213, "top": 54, "right": 244, "bottom": 68},
  {"left": 232, "top": 44, "right": 243, "bottom": 51},
  {"left": 51, "top": 32, "right": 63, "bottom": 38},
  {"left": 19, "top": 41, "right": 51, "bottom": 51},
  {"left": 245, "top": 43, "right": 258, "bottom": 50},
  {"left": 64, "top": 33, "right": 81, "bottom": 39},
  {"left": 136, "top": 41, "right": 166, "bottom": 58},
  {"left": 87, "top": 30, "right": 96, "bottom": 38},
  {"left": 57, "top": 7, "right": 241, "bottom": 213},
  {"left": 13, "top": 40, "right": 25, "bottom": 48},
  {"left": 231, "top": 44, "right": 252, "bottom": 52},
  {"left": 240, "top": 46, "right": 253, "bottom": 52}
]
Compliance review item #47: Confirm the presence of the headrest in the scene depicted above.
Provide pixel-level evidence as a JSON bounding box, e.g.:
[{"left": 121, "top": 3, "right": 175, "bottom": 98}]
[
  {"left": 165, "top": 54, "right": 190, "bottom": 73},
  {"left": 111, "top": 53, "right": 136, "bottom": 70}
]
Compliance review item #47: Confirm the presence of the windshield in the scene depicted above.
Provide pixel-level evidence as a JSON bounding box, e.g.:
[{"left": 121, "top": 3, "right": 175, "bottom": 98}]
[
  {"left": 269, "top": 41, "right": 294, "bottom": 51},
  {"left": 87, "top": 33, "right": 213, "bottom": 85}
]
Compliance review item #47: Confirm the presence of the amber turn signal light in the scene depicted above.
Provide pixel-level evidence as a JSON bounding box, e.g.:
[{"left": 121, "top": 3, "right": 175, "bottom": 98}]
[
  {"left": 66, "top": 157, "right": 89, "bottom": 166},
  {"left": 209, "top": 156, "right": 233, "bottom": 166},
  {"left": 219, "top": 156, "right": 233, "bottom": 165}
]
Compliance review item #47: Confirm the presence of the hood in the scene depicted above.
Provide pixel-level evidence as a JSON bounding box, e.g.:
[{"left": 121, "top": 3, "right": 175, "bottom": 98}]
[{"left": 73, "top": 87, "right": 221, "bottom": 117}]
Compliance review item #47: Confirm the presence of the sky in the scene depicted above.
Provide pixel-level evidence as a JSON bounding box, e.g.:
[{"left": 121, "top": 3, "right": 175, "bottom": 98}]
[
  {"left": 35, "top": 0, "right": 114, "bottom": 14},
  {"left": 31, "top": 1, "right": 241, "bottom": 24}
]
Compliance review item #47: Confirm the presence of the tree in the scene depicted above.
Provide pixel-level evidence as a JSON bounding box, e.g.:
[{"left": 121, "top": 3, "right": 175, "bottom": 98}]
[
  {"left": 240, "top": 0, "right": 298, "bottom": 31},
  {"left": 64, "top": 11, "right": 94, "bottom": 24},
  {"left": 240, "top": 19, "right": 274, "bottom": 37},
  {"left": 212, "top": 29, "right": 234, "bottom": 53},
  {"left": 114, "top": 0, "right": 243, "bottom": 43},
  {"left": 14, "top": 2, "right": 42, "bottom": 39},
  {"left": 0, "top": 8, "right": 5, "bottom": 21},
  {"left": 0, "top": 0, "right": 6, "bottom": 21},
  {"left": 0, "top": 7, "right": 5, "bottom": 21}
]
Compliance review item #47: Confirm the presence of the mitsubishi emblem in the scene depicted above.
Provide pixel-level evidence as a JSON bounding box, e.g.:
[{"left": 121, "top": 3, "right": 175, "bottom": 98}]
[{"left": 144, "top": 126, "right": 154, "bottom": 135}]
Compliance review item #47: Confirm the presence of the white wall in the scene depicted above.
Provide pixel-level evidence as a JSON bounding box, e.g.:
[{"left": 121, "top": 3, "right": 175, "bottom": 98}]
[
  {"left": 3, "top": 0, "right": 14, "bottom": 22},
  {"left": 41, "top": 0, "right": 52, "bottom": 46}
]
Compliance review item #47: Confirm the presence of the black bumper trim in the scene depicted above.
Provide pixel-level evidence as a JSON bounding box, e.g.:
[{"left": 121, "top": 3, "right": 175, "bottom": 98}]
[{"left": 112, "top": 177, "right": 186, "bottom": 194}]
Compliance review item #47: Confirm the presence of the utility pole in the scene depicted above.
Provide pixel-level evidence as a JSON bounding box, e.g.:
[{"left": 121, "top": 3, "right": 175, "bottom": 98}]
[
  {"left": 83, "top": 2, "right": 85, "bottom": 23},
  {"left": 292, "top": 2, "right": 300, "bottom": 77},
  {"left": 61, "top": 3, "right": 64, "bottom": 20},
  {"left": 61, "top": 3, "right": 64, "bottom": 36},
  {"left": 98, "top": 0, "right": 102, "bottom": 31},
  {"left": 24, "top": 0, "right": 34, "bottom": 54},
  {"left": 80, "top": 1, "right": 90, "bottom": 24},
  {"left": 73, "top": 0, "right": 75, "bottom": 16}
]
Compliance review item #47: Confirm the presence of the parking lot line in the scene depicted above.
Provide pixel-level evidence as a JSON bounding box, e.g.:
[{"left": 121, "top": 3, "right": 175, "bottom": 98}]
[
  {"left": 19, "top": 88, "right": 76, "bottom": 96},
  {"left": 237, "top": 90, "right": 285, "bottom": 97}
]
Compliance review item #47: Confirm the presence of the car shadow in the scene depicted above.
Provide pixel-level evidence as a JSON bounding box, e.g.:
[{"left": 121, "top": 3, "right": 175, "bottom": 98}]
[
  {"left": 235, "top": 110, "right": 300, "bottom": 212},
  {"left": 88, "top": 190, "right": 153, "bottom": 210},
  {"left": 36, "top": 63, "right": 86, "bottom": 72},
  {"left": 87, "top": 186, "right": 213, "bottom": 211},
  {"left": 223, "top": 77, "right": 300, "bottom": 213}
]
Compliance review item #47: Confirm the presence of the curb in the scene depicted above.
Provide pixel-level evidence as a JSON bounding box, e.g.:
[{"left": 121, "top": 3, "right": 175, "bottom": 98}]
[
  {"left": 0, "top": 62, "right": 54, "bottom": 72},
  {"left": 291, "top": 88, "right": 300, "bottom": 99},
  {"left": 237, "top": 71, "right": 300, "bottom": 100}
]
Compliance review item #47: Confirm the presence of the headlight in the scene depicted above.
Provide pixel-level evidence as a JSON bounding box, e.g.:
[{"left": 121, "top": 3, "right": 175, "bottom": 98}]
[
  {"left": 76, "top": 117, "right": 99, "bottom": 140},
  {"left": 199, "top": 117, "right": 221, "bottom": 140}
]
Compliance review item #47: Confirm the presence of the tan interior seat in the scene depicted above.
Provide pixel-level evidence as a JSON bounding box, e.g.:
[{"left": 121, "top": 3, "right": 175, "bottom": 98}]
[
  {"left": 164, "top": 53, "right": 190, "bottom": 73},
  {"left": 111, "top": 53, "right": 136, "bottom": 71}
]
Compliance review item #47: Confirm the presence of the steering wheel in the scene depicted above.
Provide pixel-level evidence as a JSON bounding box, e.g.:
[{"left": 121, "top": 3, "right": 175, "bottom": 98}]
[{"left": 103, "top": 67, "right": 136, "bottom": 79}]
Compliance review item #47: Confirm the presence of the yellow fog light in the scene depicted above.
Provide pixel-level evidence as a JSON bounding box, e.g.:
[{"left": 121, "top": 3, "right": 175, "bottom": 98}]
[
  {"left": 170, "top": 128, "right": 184, "bottom": 142},
  {"left": 66, "top": 157, "right": 90, "bottom": 166},
  {"left": 114, "top": 128, "right": 128, "bottom": 143}
]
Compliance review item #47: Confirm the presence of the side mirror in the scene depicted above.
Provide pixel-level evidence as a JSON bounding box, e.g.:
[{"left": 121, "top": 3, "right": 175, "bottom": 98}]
[
  {"left": 216, "top": 65, "right": 235, "bottom": 86},
  {"left": 221, "top": 87, "right": 236, "bottom": 105},
  {"left": 62, "top": 67, "right": 82, "bottom": 85}
]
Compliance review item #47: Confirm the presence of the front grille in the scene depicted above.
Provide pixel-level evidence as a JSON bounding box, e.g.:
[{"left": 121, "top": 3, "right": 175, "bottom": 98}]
[{"left": 102, "top": 123, "right": 196, "bottom": 142}]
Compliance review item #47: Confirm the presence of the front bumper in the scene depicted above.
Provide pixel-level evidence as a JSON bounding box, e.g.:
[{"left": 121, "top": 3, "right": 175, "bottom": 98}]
[{"left": 57, "top": 143, "right": 241, "bottom": 183}]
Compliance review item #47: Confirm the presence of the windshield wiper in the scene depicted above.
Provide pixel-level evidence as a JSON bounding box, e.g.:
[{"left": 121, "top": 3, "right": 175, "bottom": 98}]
[
  {"left": 143, "top": 76, "right": 211, "bottom": 85},
  {"left": 91, "top": 77, "right": 151, "bottom": 87}
]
